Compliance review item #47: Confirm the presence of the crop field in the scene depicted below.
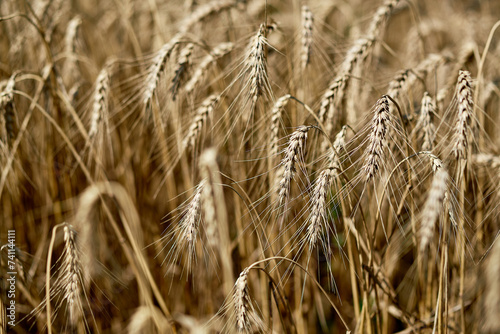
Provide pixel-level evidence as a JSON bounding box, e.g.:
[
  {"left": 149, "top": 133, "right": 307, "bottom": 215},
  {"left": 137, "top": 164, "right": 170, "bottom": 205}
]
[{"left": 1, "top": 0, "right": 500, "bottom": 333}]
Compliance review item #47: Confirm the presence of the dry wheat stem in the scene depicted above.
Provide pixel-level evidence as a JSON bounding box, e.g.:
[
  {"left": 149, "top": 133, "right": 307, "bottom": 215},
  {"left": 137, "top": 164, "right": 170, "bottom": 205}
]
[{"left": 61, "top": 225, "right": 82, "bottom": 326}]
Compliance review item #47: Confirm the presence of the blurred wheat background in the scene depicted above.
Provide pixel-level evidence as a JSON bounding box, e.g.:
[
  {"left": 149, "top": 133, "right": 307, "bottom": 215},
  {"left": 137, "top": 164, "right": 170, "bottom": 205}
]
[{"left": 1, "top": 0, "right": 500, "bottom": 333}]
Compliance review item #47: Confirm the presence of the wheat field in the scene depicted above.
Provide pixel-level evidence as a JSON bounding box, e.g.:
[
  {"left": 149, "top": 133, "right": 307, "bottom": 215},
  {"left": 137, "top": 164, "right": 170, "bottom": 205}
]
[{"left": 1, "top": 0, "right": 500, "bottom": 333}]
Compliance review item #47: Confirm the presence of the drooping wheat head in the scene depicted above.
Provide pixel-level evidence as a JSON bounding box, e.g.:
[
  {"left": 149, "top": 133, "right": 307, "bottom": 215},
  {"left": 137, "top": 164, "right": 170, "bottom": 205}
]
[
  {"left": 452, "top": 70, "right": 473, "bottom": 160},
  {"left": 278, "top": 125, "right": 311, "bottom": 206},
  {"left": 362, "top": 96, "right": 391, "bottom": 182}
]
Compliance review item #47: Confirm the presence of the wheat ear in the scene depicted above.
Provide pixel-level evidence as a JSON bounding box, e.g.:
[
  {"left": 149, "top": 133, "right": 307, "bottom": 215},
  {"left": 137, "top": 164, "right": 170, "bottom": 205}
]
[
  {"left": 362, "top": 96, "right": 391, "bottom": 182},
  {"left": 184, "top": 42, "right": 233, "bottom": 95},
  {"left": 278, "top": 126, "right": 311, "bottom": 206},
  {"left": 178, "top": 0, "right": 236, "bottom": 33},
  {"left": 452, "top": 70, "right": 474, "bottom": 160},
  {"left": 301, "top": 5, "right": 313, "bottom": 70},
  {"left": 484, "top": 236, "right": 500, "bottom": 332},
  {"left": 143, "top": 33, "right": 182, "bottom": 108},
  {"left": 0, "top": 73, "right": 16, "bottom": 145},
  {"left": 61, "top": 224, "right": 83, "bottom": 326},
  {"left": 171, "top": 43, "right": 194, "bottom": 100},
  {"left": 419, "top": 168, "right": 448, "bottom": 254},
  {"left": 183, "top": 94, "right": 219, "bottom": 151},
  {"left": 306, "top": 168, "right": 335, "bottom": 250},
  {"left": 88, "top": 66, "right": 110, "bottom": 140},
  {"left": 269, "top": 94, "right": 291, "bottom": 159},
  {"left": 246, "top": 24, "right": 269, "bottom": 113},
  {"left": 416, "top": 92, "right": 436, "bottom": 151}
]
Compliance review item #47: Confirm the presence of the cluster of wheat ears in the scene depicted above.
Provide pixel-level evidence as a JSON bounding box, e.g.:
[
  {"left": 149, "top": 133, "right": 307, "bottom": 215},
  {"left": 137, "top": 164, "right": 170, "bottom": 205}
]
[{"left": 1, "top": 0, "right": 500, "bottom": 333}]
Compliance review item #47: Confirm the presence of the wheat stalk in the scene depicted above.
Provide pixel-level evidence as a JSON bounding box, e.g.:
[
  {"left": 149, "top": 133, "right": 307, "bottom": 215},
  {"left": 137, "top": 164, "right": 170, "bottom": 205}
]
[{"left": 483, "top": 236, "right": 500, "bottom": 332}]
